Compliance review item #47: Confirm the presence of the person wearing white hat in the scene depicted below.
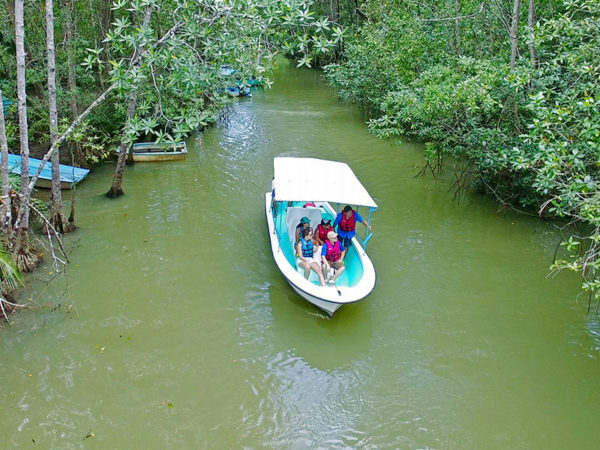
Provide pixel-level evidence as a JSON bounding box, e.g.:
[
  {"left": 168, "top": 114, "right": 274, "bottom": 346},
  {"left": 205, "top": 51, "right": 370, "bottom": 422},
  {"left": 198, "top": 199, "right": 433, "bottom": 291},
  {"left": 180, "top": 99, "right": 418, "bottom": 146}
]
[{"left": 321, "top": 231, "right": 345, "bottom": 284}]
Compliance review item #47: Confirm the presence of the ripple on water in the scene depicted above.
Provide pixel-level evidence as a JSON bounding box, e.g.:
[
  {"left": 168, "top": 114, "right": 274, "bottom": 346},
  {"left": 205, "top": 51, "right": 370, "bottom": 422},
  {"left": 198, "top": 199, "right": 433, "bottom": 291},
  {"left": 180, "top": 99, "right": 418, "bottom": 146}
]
[{"left": 236, "top": 349, "right": 378, "bottom": 447}]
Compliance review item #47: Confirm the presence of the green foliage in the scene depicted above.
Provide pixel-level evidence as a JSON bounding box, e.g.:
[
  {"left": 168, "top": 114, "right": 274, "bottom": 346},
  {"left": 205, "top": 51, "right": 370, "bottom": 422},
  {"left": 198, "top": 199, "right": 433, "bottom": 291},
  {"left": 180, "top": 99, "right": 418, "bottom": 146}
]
[
  {"left": 0, "top": 242, "right": 23, "bottom": 294},
  {"left": 325, "top": 0, "right": 600, "bottom": 306},
  {"left": 0, "top": 0, "right": 338, "bottom": 164},
  {"left": 324, "top": 8, "right": 442, "bottom": 107},
  {"left": 91, "top": 0, "right": 339, "bottom": 148},
  {"left": 508, "top": 0, "right": 600, "bottom": 300}
]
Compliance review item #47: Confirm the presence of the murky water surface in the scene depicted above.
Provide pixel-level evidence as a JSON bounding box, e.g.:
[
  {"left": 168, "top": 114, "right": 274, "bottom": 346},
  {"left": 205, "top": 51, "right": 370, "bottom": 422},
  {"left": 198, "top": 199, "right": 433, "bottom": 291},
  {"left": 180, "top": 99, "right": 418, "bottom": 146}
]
[{"left": 1, "top": 60, "right": 599, "bottom": 448}]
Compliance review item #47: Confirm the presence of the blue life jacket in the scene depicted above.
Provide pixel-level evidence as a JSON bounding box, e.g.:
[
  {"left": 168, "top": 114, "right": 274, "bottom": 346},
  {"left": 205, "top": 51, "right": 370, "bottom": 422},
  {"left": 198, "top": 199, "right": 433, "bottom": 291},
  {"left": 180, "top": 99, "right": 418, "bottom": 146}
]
[{"left": 300, "top": 236, "right": 314, "bottom": 258}]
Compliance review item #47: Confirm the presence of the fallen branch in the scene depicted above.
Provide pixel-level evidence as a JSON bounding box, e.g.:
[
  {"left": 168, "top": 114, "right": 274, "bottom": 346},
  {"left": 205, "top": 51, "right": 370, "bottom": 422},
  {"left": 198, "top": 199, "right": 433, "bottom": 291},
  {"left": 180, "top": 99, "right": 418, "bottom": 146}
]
[
  {"left": 27, "top": 199, "right": 69, "bottom": 265},
  {"left": 0, "top": 295, "right": 28, "bottom": 323}
]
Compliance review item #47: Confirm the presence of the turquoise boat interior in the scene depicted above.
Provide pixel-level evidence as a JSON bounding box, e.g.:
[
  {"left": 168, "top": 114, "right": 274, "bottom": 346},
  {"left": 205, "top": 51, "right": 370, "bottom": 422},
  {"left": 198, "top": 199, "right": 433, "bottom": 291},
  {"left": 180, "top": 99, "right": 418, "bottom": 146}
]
[{"left": 272, "top": 201, "right": 365, "bottom": 287}]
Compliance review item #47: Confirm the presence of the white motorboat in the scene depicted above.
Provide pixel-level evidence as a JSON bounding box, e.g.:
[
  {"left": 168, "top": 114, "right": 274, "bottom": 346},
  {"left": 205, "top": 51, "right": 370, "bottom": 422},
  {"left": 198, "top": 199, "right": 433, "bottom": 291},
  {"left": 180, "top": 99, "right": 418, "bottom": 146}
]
[{"left": 265, "top": 157, "right": 377, "bottom": 316}]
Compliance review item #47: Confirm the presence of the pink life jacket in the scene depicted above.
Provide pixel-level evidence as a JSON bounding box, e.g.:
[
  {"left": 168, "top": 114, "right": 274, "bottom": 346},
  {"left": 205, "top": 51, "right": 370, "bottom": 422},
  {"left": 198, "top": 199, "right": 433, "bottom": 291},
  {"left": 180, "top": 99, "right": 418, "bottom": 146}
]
[{"left": 324, "top": 240, "right": 342, "bottom": 262}]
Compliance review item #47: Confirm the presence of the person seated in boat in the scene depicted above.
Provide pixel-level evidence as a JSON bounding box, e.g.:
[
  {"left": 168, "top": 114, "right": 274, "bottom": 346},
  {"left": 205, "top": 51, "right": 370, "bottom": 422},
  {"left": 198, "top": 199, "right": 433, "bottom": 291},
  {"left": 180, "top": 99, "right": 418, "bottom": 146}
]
[
  {"left": 321, "top": 231, "right": 345, "bottom": 285},
  {"left": 315, "top": 218, "right": 333, "bottom": 246},
  {"left": 296, "top": 228, "right": 326, "bottom": 286},
  {"left": 333, "top": 205, "right": 371, "bottom": 252},
  {"left": 295, "top": 216, "right": 311, "bottom": 242}
]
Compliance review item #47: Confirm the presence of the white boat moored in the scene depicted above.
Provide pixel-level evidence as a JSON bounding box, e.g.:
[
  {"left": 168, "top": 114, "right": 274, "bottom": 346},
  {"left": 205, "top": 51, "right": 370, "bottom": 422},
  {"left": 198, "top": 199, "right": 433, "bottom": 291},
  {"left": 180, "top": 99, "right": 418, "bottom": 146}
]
[{"left": 113, "top": 142, "right": 188, "bottom": 162}]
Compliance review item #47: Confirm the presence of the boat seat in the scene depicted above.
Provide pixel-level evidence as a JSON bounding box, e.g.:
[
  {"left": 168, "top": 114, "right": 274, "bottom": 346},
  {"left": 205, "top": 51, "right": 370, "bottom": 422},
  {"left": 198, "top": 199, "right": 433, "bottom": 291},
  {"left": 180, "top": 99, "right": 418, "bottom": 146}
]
[
  {"left": 286, "top": 206, "right": 322, "bottom": 246},
  {"left": 295, "top": 254, "right": 323, "bottom": 284}
]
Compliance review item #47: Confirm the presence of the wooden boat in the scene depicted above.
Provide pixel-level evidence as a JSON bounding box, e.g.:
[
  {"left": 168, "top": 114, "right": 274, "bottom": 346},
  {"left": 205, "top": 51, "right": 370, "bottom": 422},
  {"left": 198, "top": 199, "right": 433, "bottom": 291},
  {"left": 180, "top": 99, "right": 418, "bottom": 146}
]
[
  {"left": 3, "top": 153, "right": 89, "bottom": 189},
  {"left": 115, "top": 142, "right": 188, "bottom": 162},
  {"left": 265, "top": 157, "right": 378, "bottom": 316}
]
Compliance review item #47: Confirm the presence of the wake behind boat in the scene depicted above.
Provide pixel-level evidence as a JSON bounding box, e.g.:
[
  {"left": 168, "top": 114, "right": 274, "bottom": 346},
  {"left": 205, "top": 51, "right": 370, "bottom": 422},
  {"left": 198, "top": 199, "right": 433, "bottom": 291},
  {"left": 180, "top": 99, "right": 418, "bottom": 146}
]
[{"left": 265, "top": 157, "right": 377, "bottom": 316}]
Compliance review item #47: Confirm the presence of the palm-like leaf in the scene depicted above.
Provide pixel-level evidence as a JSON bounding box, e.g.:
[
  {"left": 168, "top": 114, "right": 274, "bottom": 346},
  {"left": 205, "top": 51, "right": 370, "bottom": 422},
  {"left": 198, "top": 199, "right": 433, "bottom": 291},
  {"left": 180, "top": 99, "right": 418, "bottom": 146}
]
[{"left": 0, "top": 244, "right": 23, "bottom": 292}]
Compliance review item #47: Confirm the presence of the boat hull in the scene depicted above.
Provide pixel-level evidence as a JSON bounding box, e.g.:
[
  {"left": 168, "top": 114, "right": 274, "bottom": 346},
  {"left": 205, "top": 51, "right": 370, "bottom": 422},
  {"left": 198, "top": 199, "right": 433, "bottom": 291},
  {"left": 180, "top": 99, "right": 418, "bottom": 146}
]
[
  {"left": 34, "top": 178, "right": 78, "bottom": 190},
  {"left": 3, "top": 153, "right": 89, "bottom": 190},
  {"left": 113, "top": 142, "right": 188, "bottom": 162},
  {"left": 130, "top": 152, "right": 187, "bottom": 162},
  {"left": 288, "top": 282, "right": 343, "bottom": 316},
  {"left": 265, "top": 192, "right": 376, "bottom": 316}
]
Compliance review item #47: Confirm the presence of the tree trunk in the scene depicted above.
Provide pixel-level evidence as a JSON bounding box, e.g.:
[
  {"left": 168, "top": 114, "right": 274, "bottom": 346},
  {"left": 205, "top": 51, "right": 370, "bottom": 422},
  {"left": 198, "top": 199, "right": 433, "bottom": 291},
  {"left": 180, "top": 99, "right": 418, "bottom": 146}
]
[
  {"left": 26, "top": 17, "right": 183, "bottom": 193},
  {"left": 46, "top": 0, "right": 73, "bottom": 234},
  {"left": 101, "top": 0, "right": 113, "bottom": 82},
  {"left": 62, "top": 0, "right": 79, "bottom": 123},
  {"left": 509, "top": 0, "right": 521, "bottom": 71},
  {"left": 106, "top": 6, "right": 153, "bottom": 199},
  {"left": 528, "top": 0, "right": 539, "bottom": 69},
  {"left": 332, "top": 0, "right": 340, "bottom": 23},
  {"left": 106, "top": 90, "right": 137, "bottom": 198},
  {"left": 62, "top": 0, "right": 81, "bottom": 223},
  {"left": 0, "top": 90, "right": 11, "bottom": 236},
  {"left": 454, "top": 0, "right": 460, "bottom": 55},
  {"left": 13, "top": 0, "right": 39, "bottom": 271}
]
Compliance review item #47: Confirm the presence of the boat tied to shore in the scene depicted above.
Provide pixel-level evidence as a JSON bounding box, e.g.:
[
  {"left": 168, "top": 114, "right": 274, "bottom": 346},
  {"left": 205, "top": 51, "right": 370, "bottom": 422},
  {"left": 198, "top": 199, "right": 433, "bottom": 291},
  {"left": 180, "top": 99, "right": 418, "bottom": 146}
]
[
  {"left": 265, "top": 157, "right": 378, "bottom": 316},
  {"left": 113, "top": 141, "right": 188, "bottom": 162},
  {"left": 2, "top": 153, "right": 90, "bottom": 189}
]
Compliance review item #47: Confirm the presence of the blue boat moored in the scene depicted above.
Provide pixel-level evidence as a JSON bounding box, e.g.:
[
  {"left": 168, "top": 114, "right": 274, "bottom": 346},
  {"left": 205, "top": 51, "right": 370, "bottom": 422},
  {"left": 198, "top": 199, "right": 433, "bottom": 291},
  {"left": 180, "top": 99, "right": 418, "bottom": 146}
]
[
  {"left": 2, "top": 153, "right": 90, "bottom": 189},
  {"left": 2, "top": 99, "right": 12, "bottom": 114}
]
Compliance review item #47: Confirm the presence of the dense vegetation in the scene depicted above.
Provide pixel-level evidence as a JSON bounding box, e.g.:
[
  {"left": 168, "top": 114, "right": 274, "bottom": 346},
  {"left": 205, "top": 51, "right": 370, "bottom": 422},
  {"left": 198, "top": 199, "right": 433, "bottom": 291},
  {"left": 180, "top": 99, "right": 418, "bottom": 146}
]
[
  {"left": 320, "top": 0, "right": 600, "bottom": 309},
  {"left": 0, "top": 0, "right": 598, "bottom": 312},
  {"left": 0, "top": 0, "right": 338, "bottom": 317},
  {"left": 0, "top": 0, "right": 339, "bottom": 164}
]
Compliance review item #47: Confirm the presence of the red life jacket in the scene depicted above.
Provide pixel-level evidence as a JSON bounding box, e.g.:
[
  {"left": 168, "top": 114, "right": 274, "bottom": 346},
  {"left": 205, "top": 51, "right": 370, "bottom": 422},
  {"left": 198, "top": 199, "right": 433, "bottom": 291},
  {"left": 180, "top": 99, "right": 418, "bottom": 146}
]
[
  {"left": 339, "top": 211, "right": 356, "bottom": 232},
  {"left": 325, "top": 240, "right": 342, "bottom": 262},
  {"left": 316, "top": 224, "right": 331, "bottom": 242}
]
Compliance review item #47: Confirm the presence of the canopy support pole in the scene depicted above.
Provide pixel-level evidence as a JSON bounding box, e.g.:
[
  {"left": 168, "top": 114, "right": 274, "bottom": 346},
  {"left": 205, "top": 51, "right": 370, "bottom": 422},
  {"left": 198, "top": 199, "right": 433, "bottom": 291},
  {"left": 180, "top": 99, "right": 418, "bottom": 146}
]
[{"left": 363, "top": 207, "right": 374, "bottom": 250}]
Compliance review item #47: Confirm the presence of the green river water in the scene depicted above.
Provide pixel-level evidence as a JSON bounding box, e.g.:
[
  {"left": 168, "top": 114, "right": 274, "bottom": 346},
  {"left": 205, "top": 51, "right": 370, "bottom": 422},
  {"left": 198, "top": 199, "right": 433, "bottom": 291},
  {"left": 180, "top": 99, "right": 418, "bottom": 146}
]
[{"left": 1, "top": 60, "right": 600, "bottom": 449}]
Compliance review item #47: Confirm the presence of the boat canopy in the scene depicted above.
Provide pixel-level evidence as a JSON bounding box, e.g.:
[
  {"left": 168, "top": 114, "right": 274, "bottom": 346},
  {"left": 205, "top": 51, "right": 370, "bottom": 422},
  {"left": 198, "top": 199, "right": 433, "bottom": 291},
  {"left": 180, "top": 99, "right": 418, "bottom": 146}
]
[{"left": 273, "top": 157, "right": 378, "bottom": 209}]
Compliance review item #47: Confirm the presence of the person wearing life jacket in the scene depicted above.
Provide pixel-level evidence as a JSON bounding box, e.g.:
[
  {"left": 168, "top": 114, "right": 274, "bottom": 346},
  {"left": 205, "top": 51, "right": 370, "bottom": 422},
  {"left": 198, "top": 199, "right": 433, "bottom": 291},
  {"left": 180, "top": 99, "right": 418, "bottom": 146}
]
[
  {"left": 295, "top": 216, "right": 311, "bottom": 242},
  {"left": 314, "top": 218, "right": 333, "bottom": 246},
  {"left": 321, "top": 231, "right": 346, "bottom": 285},
  {"left": 296, "top": 227, "right": 325, "bottom": 286},
  {"left": 333, "top": 205, "right": 371, "bottom": 254}
]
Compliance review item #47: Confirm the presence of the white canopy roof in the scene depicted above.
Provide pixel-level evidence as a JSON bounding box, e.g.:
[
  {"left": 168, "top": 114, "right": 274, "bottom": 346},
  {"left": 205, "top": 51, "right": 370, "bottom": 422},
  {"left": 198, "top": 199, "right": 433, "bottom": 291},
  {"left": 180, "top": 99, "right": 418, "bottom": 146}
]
[{"left": 272, "top": 157, "right": 378, "bottom": 209}]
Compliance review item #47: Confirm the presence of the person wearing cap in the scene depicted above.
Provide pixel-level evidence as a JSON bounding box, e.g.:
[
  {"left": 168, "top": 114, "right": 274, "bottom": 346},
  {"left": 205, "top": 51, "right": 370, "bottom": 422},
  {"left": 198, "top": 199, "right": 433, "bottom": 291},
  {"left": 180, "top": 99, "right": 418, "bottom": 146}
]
[
  {"left": 333, "top": 205, "right": 371, "bottom": 250},
  {"left": 321, "top": 230, "right": 345, "bottom": 284},
  {"left": 295, "top": 216, "right": 311, "bottom": 242},
  {"left": 315, "top": 218, "right": 333, "bottom": 246}
]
